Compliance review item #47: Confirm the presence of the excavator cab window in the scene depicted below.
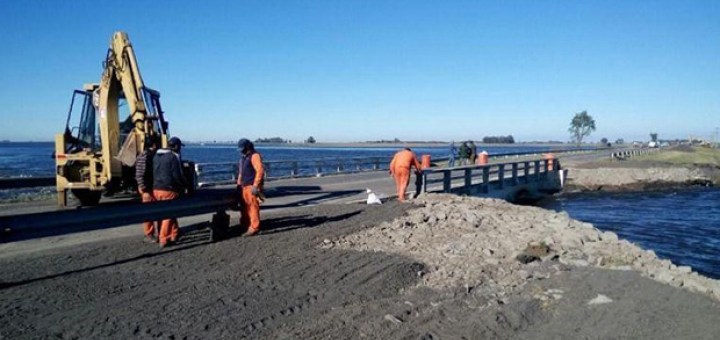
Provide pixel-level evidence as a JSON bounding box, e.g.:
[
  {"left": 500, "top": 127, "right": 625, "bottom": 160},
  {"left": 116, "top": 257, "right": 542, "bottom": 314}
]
[
  {"left": 65, "top": 90, "right": 99, "bottom": 152},
  {"left": 142, "top": 88, "right": 167, "bottom": 135}
]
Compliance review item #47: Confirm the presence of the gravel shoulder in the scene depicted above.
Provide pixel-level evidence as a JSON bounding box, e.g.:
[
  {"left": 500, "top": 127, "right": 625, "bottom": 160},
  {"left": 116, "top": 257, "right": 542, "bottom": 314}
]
[{"left": 2, "top": 196, "right": 720, "bottom": 339}]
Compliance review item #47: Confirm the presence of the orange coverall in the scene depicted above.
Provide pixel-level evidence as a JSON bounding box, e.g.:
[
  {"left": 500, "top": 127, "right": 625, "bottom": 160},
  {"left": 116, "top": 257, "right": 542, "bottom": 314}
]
[
  {"left": 153, "top": 189, "right": 179, "bottom": 244},
  {"left": 237, "top": 153, "right": 265, "bottom": 234},
  {"left": 138, "top": 189, "right": 156, "bottom": 238},
  {"left": 389, "top": 150, "right": 422, "bottom": 202}
]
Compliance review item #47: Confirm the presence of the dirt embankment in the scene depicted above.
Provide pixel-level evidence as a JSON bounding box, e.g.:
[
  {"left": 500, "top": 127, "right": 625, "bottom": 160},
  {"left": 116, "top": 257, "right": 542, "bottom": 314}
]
[
  {"left": 565, "top": 166, "right": 718, "bottom": 192},
  {"left": 2, "top": 197, "right": 720, "bottom": 339},
  {"left": 564, "top": 147, "right": 720, "bottom": 192}
]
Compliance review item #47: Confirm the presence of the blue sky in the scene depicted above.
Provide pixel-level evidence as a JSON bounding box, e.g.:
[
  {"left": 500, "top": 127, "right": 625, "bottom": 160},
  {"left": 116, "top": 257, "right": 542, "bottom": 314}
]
[{"left": 0, "top": 0, "right": 718, "bottom": 142}]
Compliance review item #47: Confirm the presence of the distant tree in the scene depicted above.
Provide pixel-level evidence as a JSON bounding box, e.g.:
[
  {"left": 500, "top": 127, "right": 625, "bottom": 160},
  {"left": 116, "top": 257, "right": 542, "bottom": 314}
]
[
  {"left": 615, "top": 138, "right": 625, "bottom": 145},
  {"left": 255, "top": 137, "right": 288, "bottom": 144},
  {"left": 306, "top": 136, "right": 316, "bottom": 144},
  {"left": 650, "top": 132, "right": 658, "bottom": 142},
  {"left": 600, "top": 137, "right": 608, "bottom": 144},
  {"left": 393, "top": 138, "right": 401, "bottom": 143},
  {"left": 482, "top": 135, "right": 515, "bottom": 144},
  {"left": 568, "top": 111, "right": 596, "bottom": 145}
]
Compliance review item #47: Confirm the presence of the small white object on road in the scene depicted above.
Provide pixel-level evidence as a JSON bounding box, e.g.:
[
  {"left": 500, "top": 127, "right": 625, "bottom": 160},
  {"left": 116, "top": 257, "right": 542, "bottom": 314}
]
[
  {"left": 588, "top": 294, "right": 613, "bottom": 305},
  {"left": 366, "top": 188, "right": 382, "bottom": 205}
]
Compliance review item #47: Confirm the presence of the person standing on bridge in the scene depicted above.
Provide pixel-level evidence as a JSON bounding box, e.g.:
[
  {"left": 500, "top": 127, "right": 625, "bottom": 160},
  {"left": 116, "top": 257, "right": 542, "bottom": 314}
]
[
  {"left": 237, "top": 138, "right": 265, "bottom": 236},
  {"left": 153, "top": 137, "right": 188, "bottom": 248},
  {"left": 135, "top": 135, "right": 160, "bottom": 243},
  {"left": 389, "top": 148, "right": 422, "bottom": 202},
  {"left": 458, "top": 142, "right": 468, "bottom": 166},
  {"left": 468, "top": 140, "right": 477, "bottom": 164},
  {"left": 448, "top": 141, "right": 457, "bottom": 167}
]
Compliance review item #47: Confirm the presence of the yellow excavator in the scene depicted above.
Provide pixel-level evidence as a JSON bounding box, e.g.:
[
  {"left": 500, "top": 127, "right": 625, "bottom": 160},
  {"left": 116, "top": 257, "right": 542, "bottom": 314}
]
[{"left": 55, "top": 32, "right": 185, "bottom": 206}]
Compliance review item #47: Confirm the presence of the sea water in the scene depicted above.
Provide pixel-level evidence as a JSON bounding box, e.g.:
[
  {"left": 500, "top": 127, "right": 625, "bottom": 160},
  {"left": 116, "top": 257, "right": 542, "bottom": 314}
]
[{"left": 541, "top": 188, "right": 720, "bottom": 279}]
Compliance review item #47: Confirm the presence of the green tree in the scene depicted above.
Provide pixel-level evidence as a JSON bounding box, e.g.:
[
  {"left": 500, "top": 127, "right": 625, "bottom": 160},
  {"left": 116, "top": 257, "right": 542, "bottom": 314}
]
[
  {"left": 600, "top": 137, "right": 608, "bottom": 145},
  {"left": 306, "top": 136, "right": 316, "bottom": 144},
  {"left": 650, "top": 132, "right": 658, "bottom": 142},
  {"left": 568, "top": 111, "right": 596, "bottom": 145}
]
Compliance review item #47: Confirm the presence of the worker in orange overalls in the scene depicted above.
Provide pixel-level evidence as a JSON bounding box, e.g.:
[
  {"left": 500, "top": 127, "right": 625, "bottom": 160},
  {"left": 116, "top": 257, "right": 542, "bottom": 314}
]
[
  {"left": 389, "top": 148, "right": 422, "bottom": 202},
  {"left": 236, "top": 139, "right": 265, "bottom": 236},
  {"left": 152, "top": 137, "right": 188, "bottom": 247},
  {"left": 135, "top": 135, "right": 160, "bottom": 243}
]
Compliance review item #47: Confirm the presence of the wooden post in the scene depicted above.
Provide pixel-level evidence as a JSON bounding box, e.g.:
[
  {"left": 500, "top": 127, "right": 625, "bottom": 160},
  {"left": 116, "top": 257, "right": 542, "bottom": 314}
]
[
  {"left": 482, "top": 166, "right": 490, "bottom": 193},
  {"left": 498, "top": 164, "right": 505, "bottom": 189},
  {"left": 443, "top": 170, "right": 452, "bottom": 193},
  {"left": 464, "top": 168, "right": 472, "bottom": 193},
  {"left": 422, "top": 172, "right": 428, "bottom": 193}
]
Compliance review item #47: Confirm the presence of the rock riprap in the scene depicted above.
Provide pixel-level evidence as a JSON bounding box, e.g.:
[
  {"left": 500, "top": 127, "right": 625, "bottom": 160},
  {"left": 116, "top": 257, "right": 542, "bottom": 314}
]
[{"left": 323, "top": 194, "right": 720, "bottom": 300}]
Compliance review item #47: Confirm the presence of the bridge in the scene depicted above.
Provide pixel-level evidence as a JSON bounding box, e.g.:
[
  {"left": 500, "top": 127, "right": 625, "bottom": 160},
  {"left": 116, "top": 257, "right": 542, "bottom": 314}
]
[{"left": 0, "top": 148, "right": 605, "bottom": 244}]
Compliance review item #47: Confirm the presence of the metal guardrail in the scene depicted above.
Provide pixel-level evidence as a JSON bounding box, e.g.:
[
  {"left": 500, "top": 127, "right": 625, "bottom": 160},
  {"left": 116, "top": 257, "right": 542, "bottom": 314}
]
[
  {"left": 610, "top": 148, "right": 659, "bottom": 160},
  {"left": 0, "top": 177, "right": 55, "bottom": 190},
  {"left": 420, "top": 159, "right": 558, "bottom": 194},
  {"left": 0, "top": 188, "right": 236, "bottom": 236},
  {"left": 0, "top": 147, "right": 601, "bottom": 190}
]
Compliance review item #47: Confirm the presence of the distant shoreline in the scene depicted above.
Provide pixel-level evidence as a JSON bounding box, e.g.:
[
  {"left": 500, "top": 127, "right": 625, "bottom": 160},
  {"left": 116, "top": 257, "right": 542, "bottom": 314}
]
[{"left": 0, "top": 141, "right": 593, "bottom": 149}]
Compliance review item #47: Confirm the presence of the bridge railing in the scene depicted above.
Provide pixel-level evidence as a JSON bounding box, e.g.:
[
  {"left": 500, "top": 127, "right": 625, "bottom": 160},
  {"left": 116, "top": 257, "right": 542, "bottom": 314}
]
[
  {"left": 419, "top": 159, "right": 558, "bottom": 194},
  {"left": 196, "top": 147, "right": 598, "bottom": 187},
  {"left": 610, "top": 147, "right": 660, "bottom": 160},
  {"left": 1, "top": 147, "right": 600, "bottom": 190}
]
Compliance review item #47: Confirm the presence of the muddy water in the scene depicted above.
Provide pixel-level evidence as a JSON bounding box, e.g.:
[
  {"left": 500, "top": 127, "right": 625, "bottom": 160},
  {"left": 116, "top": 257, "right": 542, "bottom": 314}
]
[{"left": 540, "top": 188, "right": 720, "bottom": 279}]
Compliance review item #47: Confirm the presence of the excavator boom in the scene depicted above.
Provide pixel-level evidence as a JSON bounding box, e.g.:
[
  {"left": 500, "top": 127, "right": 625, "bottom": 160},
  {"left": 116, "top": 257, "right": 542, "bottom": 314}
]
[{"left": 55, "top": 31, "right": 170, "bottom": 206}]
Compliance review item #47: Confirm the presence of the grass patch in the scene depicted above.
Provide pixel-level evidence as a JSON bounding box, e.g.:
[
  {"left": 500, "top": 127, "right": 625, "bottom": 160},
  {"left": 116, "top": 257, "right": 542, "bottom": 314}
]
[{"left": 627, "top": 147, "right": 720, "bottom": 167}]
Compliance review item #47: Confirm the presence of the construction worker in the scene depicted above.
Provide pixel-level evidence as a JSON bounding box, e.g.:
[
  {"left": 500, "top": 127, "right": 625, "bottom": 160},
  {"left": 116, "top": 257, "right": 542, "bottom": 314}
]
[
  {"left": 152, "top": 137, "right": 187, "bottom": 247},
  {"left": 236, "top": 138, "right": 265, "bottom": 236},
  {"left": 448, "top": 141, "right": 457, "bottom": 167},
  {"left": 468, "top": 140, "right": 477, "bottom": 164},
  {"left": 135, "top": 135, "right": 160, "bottom": 243},
  {"left": 389, "top": 148, "right": 422, "bottom": 202},
  {"left": 458, "top": 142, "right": 468, "bottom": 166}
]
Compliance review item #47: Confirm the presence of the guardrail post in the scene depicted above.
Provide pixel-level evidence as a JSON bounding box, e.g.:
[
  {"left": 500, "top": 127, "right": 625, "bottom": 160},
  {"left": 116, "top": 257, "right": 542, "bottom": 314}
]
[
  {"left": 464, "top": 168, "right": 472, "bottom": 193},
  {"left": 291, "top": 161, "right": 298, "bottom": 177},
  {"left": 534, "top": 160, "right": 541, "bottom": 181},
  {"left": 232, "top": 163, "right": 239, "bottom": 181},
  {"left": 523, "top": 161, "right": 530, "bottom": 183},
  {"left": 543, "top": 159, "right": 549, "bottom": 178},
  {"left": 498, "top": 164, "right": 505, "bottom": 189},
  {"left": 512, "top": 163, "right": 519, "bottom": 185},
  {"left": 443, "top": 170, "right": 452, "bottom": 193},
  {"left": 482, "top": 166, "right": 489, "bottom": 193},
  {"left": 336, "top": 159, "right": 343, "bottom": 173},
  {"left": 373, "top": 158, "right": 380, "bottom": 170},
  {"left": 316, "top": 161, "right": 323, "bottom": 176}
]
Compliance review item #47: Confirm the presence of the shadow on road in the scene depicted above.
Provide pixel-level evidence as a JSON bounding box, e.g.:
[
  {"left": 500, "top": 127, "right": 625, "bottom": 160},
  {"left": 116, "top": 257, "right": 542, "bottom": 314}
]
[{"left": 0, "top": 222, "right": 212, "bottom": 291}]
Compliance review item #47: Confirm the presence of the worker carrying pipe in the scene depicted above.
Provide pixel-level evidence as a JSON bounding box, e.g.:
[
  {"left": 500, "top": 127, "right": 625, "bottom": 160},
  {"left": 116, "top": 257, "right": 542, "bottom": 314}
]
[
  {"left": 389, "top": 147, "right": 422, "bottom": 202},
  {"left": 236, "top": 138, "right": 265, "bottom": 236}
]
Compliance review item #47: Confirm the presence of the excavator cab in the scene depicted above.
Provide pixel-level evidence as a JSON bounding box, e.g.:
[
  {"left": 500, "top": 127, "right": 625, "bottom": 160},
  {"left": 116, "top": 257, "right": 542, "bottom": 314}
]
[{"left": 63, "top": 89, "right": 100, "bottom": 153}]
